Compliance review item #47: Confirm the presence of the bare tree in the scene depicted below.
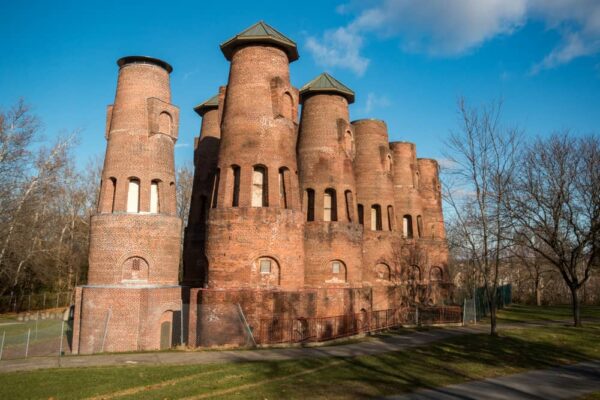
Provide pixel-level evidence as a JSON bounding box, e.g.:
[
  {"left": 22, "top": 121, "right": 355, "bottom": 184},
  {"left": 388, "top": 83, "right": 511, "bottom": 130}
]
[
  {"left": 508, "top": 133, "right": 600, "bottom": 326},
  {"left": 443, "top": 98, "right": 521, "bottom": 336}
]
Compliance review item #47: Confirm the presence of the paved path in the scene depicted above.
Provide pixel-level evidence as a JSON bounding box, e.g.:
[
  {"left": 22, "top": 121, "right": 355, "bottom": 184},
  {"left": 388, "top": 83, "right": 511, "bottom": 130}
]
[
  {"left": 0, "top": 319, "right": 591, "bottom": 374},
  {"left": 384, "top": 360, "right": 600, "bottom": 399}
]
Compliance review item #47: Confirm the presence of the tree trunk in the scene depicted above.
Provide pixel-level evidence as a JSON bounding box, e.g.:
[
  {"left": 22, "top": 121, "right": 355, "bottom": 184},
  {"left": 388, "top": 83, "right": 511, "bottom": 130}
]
[
  {"left": 570, "top": 285, "right": 582, "bottom": 327},
  {"left": 489, "top": 296, "right": 498, "bottom": 336}
]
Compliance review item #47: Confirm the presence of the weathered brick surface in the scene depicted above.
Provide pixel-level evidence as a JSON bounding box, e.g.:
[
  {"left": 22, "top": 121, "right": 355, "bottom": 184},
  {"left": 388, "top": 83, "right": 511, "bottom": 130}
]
[{"left": 76, "top": 23, "right": 453, "bottom": 354}]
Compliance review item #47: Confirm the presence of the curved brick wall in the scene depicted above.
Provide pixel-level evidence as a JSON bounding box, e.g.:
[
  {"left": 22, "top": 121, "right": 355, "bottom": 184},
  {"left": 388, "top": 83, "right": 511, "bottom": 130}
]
[{"left": 298, "top": 93, "right": 363, "bottom": 285}]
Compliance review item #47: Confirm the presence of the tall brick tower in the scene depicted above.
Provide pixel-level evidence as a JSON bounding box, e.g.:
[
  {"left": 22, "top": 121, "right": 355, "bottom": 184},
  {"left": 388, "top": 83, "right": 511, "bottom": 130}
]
[
  {"left": 73, "top": 56, "right": 184, "bottom": 354},
  {"left": 417, "top": 159, "right": 445, "bottom": 241},
  {"left": 204, "top": 22, "right": 305, "bottom": 290},
  {"left": 183, "top": 91, "right": 223, "bottom": 286},
  {"left": 298, "top": 73, "right": 363, "bottom": 286},
  {"left": 352, "top": 119, "right": 400, "bottom": 289}
]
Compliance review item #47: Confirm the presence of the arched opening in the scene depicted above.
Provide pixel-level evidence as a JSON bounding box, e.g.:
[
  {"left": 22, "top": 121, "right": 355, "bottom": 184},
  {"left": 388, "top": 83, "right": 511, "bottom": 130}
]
[
  {"left": 279, "top": 167, "right": 289, "bottom": 209},
  {"left": 430, "top": 266, "right": 443, "bottom": 282},
  {"left": 306, "top": 188, "right": 315, "bottom": 221},
  {"left": 127, "top": 178, "right": 140, "bottom": 213},
  {"left": 408, "top": 265, "right": 421, "bottom": 282},
  {"left": 345, "top": 190, "right": 354, "bottom": 222},
  {"left": 358, "top": 204, "right": 364, "bottom": 225},
  {"left": 170, "top": 182, "right": 175, "bottom": 214},
  {"left": 330, "top": 260, "right": 347, "bottom": 282},
  {"left": 121, "top": 256, "right": 149, "bottom": 282},
  {"left": 414, "top": 171, "right": 420, "bottom": 189},
  {"left": 281, "top": 92, "right": 294, "bottom": 120},
  {"left": 256, "top": 256, "right": 280, "bottom": 286},
  {"left": 211, "top": 169, "right": 220, "bottom": 208},
  {"left": 387, "top": 205, "right": 394, "bottom": 231},
  {"left": 371, "top": 204, "right": 382, "bottom": 231},
  {"left": 385, "top": 154, "right": 393, "bottom": 172},
  {"left": 403, "top": 215, "right": 413, "bottom": 238},
  {"left": 375, "top": 263, "right": 391, "bottom": 281},
  {"left": 231, "top": 165, "right": 240, "bottom": 207},
  {"left": 158, "top": 112, "right": 172, "bottom": 135},
  {"left": 417, "top": 215, "right": 423, "bottom": 238},
  {"left": 150, "top": 180, "right": 160, "bottom": 213},
  {"left": 252, "top": 166, "right": 268, "bottom": 207},
  {"left": 344, "top": 130, "right": 353, "bottom": 156},
  {"left": 324, "top": 188, "right": 337, "bottom": 222},
  {"left": 106, "top": 177, "right": 116, "bottom": 213}
]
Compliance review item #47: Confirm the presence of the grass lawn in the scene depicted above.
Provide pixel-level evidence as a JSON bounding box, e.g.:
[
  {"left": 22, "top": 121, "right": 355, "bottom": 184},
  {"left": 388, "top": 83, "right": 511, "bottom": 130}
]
[
  {"left": 0, "top": 307, "right": 598, "bottom": 399},
  {"left": 496, "top": 303, "right": 600, "bottom": 323}
]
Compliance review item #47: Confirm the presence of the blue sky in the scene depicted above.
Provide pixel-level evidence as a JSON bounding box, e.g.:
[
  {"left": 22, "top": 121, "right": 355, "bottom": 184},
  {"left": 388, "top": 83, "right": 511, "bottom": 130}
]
[{"left": 1, "top": 0, "right": 599, "bottom": 168}]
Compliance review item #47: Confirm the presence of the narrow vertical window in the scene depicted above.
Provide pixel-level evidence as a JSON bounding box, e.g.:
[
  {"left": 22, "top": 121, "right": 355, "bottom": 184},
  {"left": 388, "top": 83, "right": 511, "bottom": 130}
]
[
  {"left": 279, "top": 167, "right": 288, "bottom": 209},
  {"left": 127, "top": 178, "right": 140, "bottom": 213},
  {"left": 323, "top": 189, "right": 337, "bottom": 222},
  {"left": 358, "top": 204, "right": 364, "bottom": 225},
  {"left": 231, "top": 165, "right": 240, "bottom": 207},
  {"left": 252, "top": 166, "right": 268, "bottom": 207},
  {"left": 105, "top": 177, "right": 117, "bottom": 213},
  {"left": 414, "top": 171, "right": 420, "bottom": 189},
  {"left": 158, "top": 112, "right": 172, "bottom": 135},
  {"left": 417, "top": 215, "right": 423, "bottom": 238},
  {"left": 281, "top": 92, "right": 294, "bottom": 120},
  {"left": 150, "top": 180, "right": 160, "bottom": 213},
  {"left": 403, "top": 215, "right": 413, "bottom": 238},
  {"left": 306, "top": 189, "right": 315, "bottom": 221},
  {"left": 344, "top": 190, "right": 354, "bottom": 222},
  {"left": 387, "top": 205, "right": 394, "bottom": 231},
  {"left": 211, "top": 169, "right": 220, "bottom": 208},
  {"left": 371, "top": 205, "right": 382, "bottom": 231}
]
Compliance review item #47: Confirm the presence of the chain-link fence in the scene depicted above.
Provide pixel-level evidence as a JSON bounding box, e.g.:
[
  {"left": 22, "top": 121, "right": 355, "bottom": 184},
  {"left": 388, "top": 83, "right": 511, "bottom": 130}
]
[
  {"left": 0, "top": 292, "right": 73, "bottom": 314},
  {"left": 0, "top": 309, "right": 71, "bottom": 360},
  {"left": 463, "top": 284, "right": 512, "bottom": 324}
]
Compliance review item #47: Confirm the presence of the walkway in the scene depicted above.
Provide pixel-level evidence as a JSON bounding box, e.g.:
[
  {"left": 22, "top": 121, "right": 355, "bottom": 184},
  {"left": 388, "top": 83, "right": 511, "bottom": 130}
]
[{"left": 385, "top": 360, "right": 600, "bottom": 399}]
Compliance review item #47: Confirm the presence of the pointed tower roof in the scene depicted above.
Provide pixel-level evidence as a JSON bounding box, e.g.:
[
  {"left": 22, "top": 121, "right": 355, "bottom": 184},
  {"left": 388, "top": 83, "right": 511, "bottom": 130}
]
[
  {"left": 220, "top": 21, "right": 299, "bottom": 62},
  {"left": 193, "top": 94, "right": 219, "bottom": 116},
  {"left": 299, "top": 73, "right": 355, "bottom": 103}
]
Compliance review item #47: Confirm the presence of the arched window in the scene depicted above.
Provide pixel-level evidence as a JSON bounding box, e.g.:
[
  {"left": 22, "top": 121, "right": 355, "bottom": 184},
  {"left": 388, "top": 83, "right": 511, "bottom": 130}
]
[
  {"left": 330, "top": 260, "right": 347, "bottom": 282},
  {"left": 417, "top": 215, "right": 423, "bottom": 238},
  {"left": 211, "top": 169, "right": 220, "bottom": 208},
  {"left": 170, "top": 182, "right": 175, "bottom": 214},
  {"left": 345, "top": 190, "right": 354, "bottom": 222},
  {"left": 279, "top": 167, "right": 288, "bottom": 209},
  {"left": 385, "top": 154, "right": 393, "bottom": 172},
  {"left": 158, "top": 112, "right": 172, "bottom": 135},
  {"left": 106, "top": 177, "right": 117, "bottom": 213},
  {"left": 375, "top": 263, "right": 391, "bottom": 281},
  {"left": 414, "top": 171, "right": 420, "bottom": 189},
  {"left": 344, "top": 130, "right": 353, "bottom": 156},
  {"left": 324, "top": 188, "right": 337, "bottom": 222},
  {"left": 306, "top": 189, "right": 315, "bottom": 221},
  {"left": 231, "top": 165, "right": 240, "bottom": 207},
  {"left": 252, "top": 166, "right": 268, "bottom": 207},
  {"left": 387, "top": 205, "right": 394, "bottom": 231},
  {"left": 358, "top": 204, "right": 364, "bottom": 225},
  {"left": 127, "top": 178, "right": 140, "bottom": 213},
  {"left": 256, "top": 256, "right": 280, "bottom": 286},
  {"left": 150, "top": 180, "right": 160, "bottom": 213},
  {"left": 403, "top": 215, "right": 413, "bottom": 238},
  {"left": 281, "top": 92, "right": 294, "bottom": 120},
  {"left": 371, "top": 205, "right": 382, "bottom": 231},
  {"left": 430, "top": 266, "right": 443, "bottom": 282}
]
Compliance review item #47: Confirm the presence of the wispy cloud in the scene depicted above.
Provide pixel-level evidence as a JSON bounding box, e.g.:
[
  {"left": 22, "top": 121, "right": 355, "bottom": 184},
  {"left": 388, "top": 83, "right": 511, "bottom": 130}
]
[
  {"left": 175, "top": 143, "right": 190, "bottom": 148},
  {"left": 364, "top": 92, "right": 390, "bottom": 114},
  {"left": 305, "top": 0, "right": 600, "bottom": 75}
]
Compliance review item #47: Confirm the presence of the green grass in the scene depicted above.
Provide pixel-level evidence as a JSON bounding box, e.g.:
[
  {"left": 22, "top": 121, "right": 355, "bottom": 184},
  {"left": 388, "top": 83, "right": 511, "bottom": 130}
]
[
  {"left": 497, "top": 304, "right": 600, "bottom": 323},
  {"left": 0, "top": 321, "right": 598, "bottom": 399}
]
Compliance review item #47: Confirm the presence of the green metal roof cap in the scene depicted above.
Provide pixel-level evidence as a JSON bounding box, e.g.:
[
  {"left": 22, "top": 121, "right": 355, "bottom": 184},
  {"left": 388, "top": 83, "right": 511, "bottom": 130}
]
[
  {"left": 193, "top": 94, "right": 219, "bottom": 116},
  {"left": 299, "top": 73, "right": 355, "bottom": 103},
  {"left": 220, "top": 21, "right": 299, "bottom": 62}
]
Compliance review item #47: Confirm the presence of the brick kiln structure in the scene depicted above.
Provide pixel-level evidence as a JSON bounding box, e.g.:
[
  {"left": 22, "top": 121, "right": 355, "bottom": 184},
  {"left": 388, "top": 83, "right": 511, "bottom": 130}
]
[{"left": 72, "top": 22, "right": 451, "bottom": 353}]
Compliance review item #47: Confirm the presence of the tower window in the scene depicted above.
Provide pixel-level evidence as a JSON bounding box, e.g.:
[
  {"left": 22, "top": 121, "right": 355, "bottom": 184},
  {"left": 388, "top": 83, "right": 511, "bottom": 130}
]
[
  {"left": 231, "top": 165, "right": 240, "bottom": 207},
  {"left": 417, "top": 215, "right": 423, "bottom": 238},
  {"left": 260, "top": 259, "right": 272, "bottom": 274},
  {"left": 281, "top": 92, "right": 294, "bottom": 120},
  {"left": 106, "top": 177, "right": 117, "bottom": 213},
  {"left": 127, "top": 178, "right": 140, "bottom": 213},
  {"left": 252, "top": 166, "right": 268, "bottom": 207},
  {"left": 158, "top": 112, "right": 172, "bottom": 135},
  {"left": 332, "top": 261, "right": 341, "bottom": 274},
  {"left": 403, "top": 215, "right": 413, "bottom": 238},
  {"left": 306, "top": 189, "right": 315, "bottom": 221},
  {"left": 358, "top": 204, "right": 364, "bottom": 225},
  {"left": 279, "top": 167, "right": 288, "bottom": 209},
  {"left": 150, "top": 180, "right": 160, "bottom": 213},
  {"left": 323, "top": 188, "right": 337, "bottom": 222},
  {"left": 371, "top": 205, "right": 382, "bottom": 231},
  {"left": 387, "top": 205, "right": 394, "bottom": 231},
  {"left": 345, "top": 190, "right": 354, "bottom": 222},
  {"left": 211, "top": 169, "right": 220, "bottom": 208}
]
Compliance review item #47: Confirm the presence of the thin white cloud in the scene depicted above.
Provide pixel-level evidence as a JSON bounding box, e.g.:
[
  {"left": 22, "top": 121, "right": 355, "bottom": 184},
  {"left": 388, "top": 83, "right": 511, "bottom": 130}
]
[
  {"left": 364, "top": 92, "right": 391, "bottom": 114},
  {"left": 175, "top": 143, "right": 190, "bottom": 148},
  {"left": 305, "top": 0, "right": 600, "bottom": 75}
]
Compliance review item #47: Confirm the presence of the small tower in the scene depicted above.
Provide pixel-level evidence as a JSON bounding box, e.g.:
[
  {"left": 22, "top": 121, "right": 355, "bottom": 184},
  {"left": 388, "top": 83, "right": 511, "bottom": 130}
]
[
  {"left": 352, "top": 119, "right": 399, "bottom": 287},
  {"left": 390, "top": 142, "right": 425, "bottom": 241},
  {"left": 204, "top": 22, "right": 305, "bottom": 290},
  {"left": 183, "top": 90, "right": 223, "bottom": 286},
  {"left": 73, "top": 56, "right": 183, "bottom": 354},
  {"left": 298, "top": 73, "right": 362, "bottom": 286}
]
